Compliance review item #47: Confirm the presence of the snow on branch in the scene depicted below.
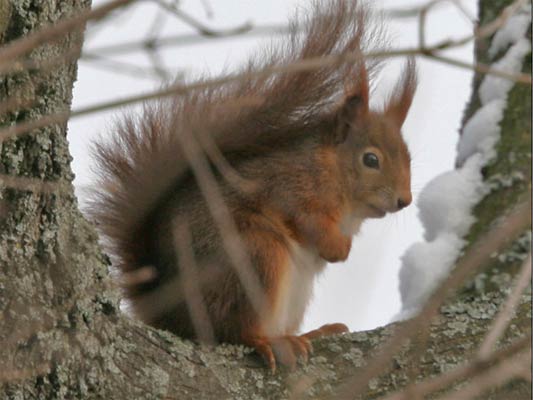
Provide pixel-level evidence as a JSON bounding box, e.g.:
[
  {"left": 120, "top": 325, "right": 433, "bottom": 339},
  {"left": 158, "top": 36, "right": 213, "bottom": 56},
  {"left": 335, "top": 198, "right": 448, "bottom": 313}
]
[{"left": 396, "top": 3, "right": 531, "bottom": 320}]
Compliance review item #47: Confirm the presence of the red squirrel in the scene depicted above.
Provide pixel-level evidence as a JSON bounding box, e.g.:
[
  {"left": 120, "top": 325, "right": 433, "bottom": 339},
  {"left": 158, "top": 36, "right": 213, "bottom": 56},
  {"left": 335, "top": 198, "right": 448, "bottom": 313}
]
[{"left": 88, "top": 0, "right": 416, "bottom": 371}]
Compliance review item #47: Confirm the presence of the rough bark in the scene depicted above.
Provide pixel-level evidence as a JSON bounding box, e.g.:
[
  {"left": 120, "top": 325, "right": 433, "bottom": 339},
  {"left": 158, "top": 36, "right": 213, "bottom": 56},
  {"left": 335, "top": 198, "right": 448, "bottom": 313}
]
[{"left": 0, "top": 0, "right": 530, "bottom": 399}]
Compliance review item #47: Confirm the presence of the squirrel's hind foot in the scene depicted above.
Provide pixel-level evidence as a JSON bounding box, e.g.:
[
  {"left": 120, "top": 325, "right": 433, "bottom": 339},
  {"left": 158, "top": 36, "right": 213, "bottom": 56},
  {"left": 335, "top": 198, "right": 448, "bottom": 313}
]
[{"left": 244, "top": 335, "right": 313, "bottom": 373}]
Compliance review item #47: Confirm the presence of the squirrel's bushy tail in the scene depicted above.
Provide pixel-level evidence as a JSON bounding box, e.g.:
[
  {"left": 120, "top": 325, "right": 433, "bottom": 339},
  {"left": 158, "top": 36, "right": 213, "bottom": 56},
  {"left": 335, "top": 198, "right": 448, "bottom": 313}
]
[{"left": 87, "top": 0, "right": 385, "bottom": 281}]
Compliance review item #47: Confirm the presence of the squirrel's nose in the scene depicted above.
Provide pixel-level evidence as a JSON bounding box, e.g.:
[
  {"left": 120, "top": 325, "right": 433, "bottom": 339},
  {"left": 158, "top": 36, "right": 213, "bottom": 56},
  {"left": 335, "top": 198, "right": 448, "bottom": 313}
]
[{"left": 397, "top": 193, "right": 412, "bottom": 210}]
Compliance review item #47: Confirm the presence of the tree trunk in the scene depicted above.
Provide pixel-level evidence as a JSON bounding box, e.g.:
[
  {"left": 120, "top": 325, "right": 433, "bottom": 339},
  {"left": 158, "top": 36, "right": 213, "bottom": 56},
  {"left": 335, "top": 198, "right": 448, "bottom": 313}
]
[{"left": 0, "top": 0, "right": 530, "bottom": 399}]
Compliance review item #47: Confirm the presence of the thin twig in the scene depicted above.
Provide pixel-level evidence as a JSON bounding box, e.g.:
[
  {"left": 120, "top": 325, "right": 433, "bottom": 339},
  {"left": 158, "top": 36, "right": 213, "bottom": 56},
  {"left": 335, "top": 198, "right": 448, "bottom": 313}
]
[
  {"left": 417, "top": 0, "right": 477, "bottom": 51},
  {"left": 0, "top": 98, "right": 260, "bottom": 144},
  {"left": 478, "top": 254, "right": 532, "bottom": 358},
  {"left": 337, "top": 199, "right": 531, "bottom": 399},
  {"left": 0, "top": 174, "right": 72, "bottom": 195},
  {"left": 174, "top": 221, "right": 216, "bottom": 345},
  {"left": 82, "top": 51, "right": 163, "bottom": 80},
  {"left": 380, "top": 334, "right": 531, "bottom": 400},
  {"left": 0, "top": 112, "right": 69, "bottom": 143},
  {"left": 436, "top": 350, "right": 531, "bottom": 400},
  {"left": 0, "top": 364, "right": 51, "bottom": 382},
  {"left": 196, "top": 129, "right": 260, "bottom": 194},
  {"left": 130, "top": 264, "right": 224, "bottom": 320},
  {"left": 146, "top": 0, "right": 252, "bottom": 37},
  {"left": 2, "top": 0, "right": 529, "bottom": 126},
  {"left": 473, "top": 0, "right": 528, "bottom": 44},
  {"left": 2, "top": 45, "right": 529, "bottom": 142},
  {"left": 84, "top": 24, "right": 288, "bottom": 56},
  {"left": 2, "top": 43, "right": 84, "bottom": 77},
  {"left": 176, "top": 121, "right": 268, "bottom": 318},
  {"left": 386, "top": 0, "right": 475, "bottom": 21},
  {"left": 393, "top": 256, "right": 532, "bottom": 400},
  {"left": 145, "top": 9, "right": 172, "bottom": 80},
  {"left": 70, "top": 46, "right": 530, "bottom": 118},
  {"left": 417, "top": 0, "right": 527, "bottom": 51},
  {"left": 199, "top": 0, "right": 214, "bottom": 19},
  {"left": 117, "top": 266, "right": 158, "bottom": 287},
  {"left": 423, "top": 53, "right": 532, "bottom": 84},
  {"left": 0, "top": 0, "right": 135, "bottom": 74},
  {"left": 0, "top": 96, "right": 36, "bottom": 119}
]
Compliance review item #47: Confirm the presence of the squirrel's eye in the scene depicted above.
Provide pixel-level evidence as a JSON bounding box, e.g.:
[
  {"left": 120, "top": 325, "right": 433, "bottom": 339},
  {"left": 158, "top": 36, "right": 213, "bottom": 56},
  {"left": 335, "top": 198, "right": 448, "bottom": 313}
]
[{"left": 363, "top": 152, "right": 380, "bottom": 169}]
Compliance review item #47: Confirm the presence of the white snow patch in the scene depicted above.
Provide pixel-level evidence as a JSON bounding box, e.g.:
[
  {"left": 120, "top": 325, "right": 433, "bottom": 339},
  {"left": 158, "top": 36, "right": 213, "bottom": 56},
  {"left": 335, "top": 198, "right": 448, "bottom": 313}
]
[
  {"left": 394, "top": 7, "right": 531, "bottom": 321},
  {"left": 480, "top": 39, "right": 531, "bottom": 104},
  {"left": 397, "top": 233, "right": 465, "bottom": 320},
  {"left": 456, "top": 99, "right": 505, "bottom": 166},
  {"left": 418, "top": 155, "right": 487, "bottom": 242},
  {"left": 489, "top": 10, "right": 531, "bottom": 58}
]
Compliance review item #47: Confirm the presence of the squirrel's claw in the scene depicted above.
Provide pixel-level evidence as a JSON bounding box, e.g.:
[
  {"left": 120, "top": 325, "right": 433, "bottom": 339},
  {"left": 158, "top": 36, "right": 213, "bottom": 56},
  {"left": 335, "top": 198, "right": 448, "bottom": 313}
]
[
  {"left": 284, "top": 335, "right": 313, "bottom": 362},
  {"left": 246, "top": 337, "right": 277, "bottom": 372},
  {"left": 246, "top": 335, "right": 313, "bottom": 372}
]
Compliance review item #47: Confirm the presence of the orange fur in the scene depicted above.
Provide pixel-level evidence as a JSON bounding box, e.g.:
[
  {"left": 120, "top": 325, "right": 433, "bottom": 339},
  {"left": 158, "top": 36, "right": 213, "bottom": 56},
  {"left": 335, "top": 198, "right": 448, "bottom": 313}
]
[{"left": 88, "top": 0, "right": 417, "bottom": 371}]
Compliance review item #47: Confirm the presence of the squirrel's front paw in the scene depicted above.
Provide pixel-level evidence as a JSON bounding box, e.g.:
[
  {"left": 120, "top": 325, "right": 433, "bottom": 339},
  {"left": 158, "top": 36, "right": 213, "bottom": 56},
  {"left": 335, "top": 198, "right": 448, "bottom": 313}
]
[
  {"left": 244, "top": 335, "right": 313, "bottom": 373},
  {"left": 318, "top": 236, "right": 352, "bottom": 262},
  {"left": 301, "top": 323, "right": 349, "bottom": 340}
]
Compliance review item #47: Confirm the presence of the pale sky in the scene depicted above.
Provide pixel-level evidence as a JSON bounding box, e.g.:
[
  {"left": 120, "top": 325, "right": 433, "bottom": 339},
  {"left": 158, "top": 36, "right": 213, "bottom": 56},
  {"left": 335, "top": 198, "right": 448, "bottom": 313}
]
[{"left": 68, "top": 0, "right": 477, "bottom": 332}]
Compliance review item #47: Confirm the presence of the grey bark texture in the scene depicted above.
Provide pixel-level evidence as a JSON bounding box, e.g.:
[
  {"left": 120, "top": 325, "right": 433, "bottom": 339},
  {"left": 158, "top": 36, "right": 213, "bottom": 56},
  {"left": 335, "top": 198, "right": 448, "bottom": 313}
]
[{"left": 0, "top": 0, "right": 530, "bottom": 399}]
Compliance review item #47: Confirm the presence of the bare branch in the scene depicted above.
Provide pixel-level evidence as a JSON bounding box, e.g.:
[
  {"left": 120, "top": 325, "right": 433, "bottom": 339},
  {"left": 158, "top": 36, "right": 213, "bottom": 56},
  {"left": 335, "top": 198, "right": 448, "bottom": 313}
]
[
  {"left": 0, "top": 98, "right": 261, "bottom": 143},
  {"left": 422, "top": 53, "right": 532, "bottom": 84},
  {"left": 174, "top": 221, "right": 216, "bottom": 345},
  {"left": 478, "top": 253, "right": 532, "bottom": 358},
  {"left": 0, "top": 174, "right": 72, "bottom": 195},
  {"left": 337, "top": 199, "right": 531, "bottom": 398},
  {"left": 473, "top": 0, "right": 528, "bottom": 45},
  {"left": 416, "top": 0, "right": 528, "bottom": 52},
  {"left": 0, "top": 96, "right": 36, "bottom": 119},
  {"left": 175, "top": 121, "right": 268, "bottom": 317},
  {"left": 146, "top": 0, "right": 252, "bottom": 37},
  {"left": 437, "top": 350, "right": 531, "bottom": 400},
  {"left": 83, "top": 24, "right": 288, "bottom": 56},
  {"left": 117, "top": 266, "right": 158, "bottom": 288},
  {"left": 380, "top": 334, "right": 532, "bottom": 400},
  {"left": 0, "top": 112, "right": 69, "bottom": 143},
  {"left": 0, "top": 0, "right": 135, "bottom": 74},
  {"left": 2, "top": 43, "right": 84, "bottom": 77},
  {"left": 199, "top": 0, "right": 214, "bottom": 19},
  {"left": 129, "top": 265, "right": 224, "bottom": 321},
  {"left": 81, "top": 51, "right": 163, "bottom": 80},
  {"left": 0, "top": 364, "right": 51, "bottom": 383},
  {"left": 386, "top": 0, "right": 476, "bottom": 21},
  {"left": 196, "top": 128, "right": 260, "bottom": 194},
  {"left": 71, "top": 44, "right": 530, "bottom": 119},
  {"left": 2, "top": 0, "right": 529, "bottom": 127},
  {"left": 144, "top": 9, "right": 172, "bottom": 80}
]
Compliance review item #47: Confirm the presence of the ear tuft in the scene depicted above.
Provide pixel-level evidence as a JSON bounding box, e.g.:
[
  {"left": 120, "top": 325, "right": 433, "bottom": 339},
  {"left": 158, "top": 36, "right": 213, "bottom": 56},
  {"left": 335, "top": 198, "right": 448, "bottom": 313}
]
[
  {"left": 331, "top": 59, "right": 370, "bottom": 144},
  {"left": 386, "top": 57, "right": 417, "bottom": 127},
  {"left": 332, "top": 93, "right": 369, "bottom": 144}
]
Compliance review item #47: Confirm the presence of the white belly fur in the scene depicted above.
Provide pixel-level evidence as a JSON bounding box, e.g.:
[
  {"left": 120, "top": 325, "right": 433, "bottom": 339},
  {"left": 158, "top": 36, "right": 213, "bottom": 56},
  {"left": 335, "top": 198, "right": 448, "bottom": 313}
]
[
  {"left": 264, "top": 213, "right": 363, "bottom": 337},
  {"left": 265, "top": 241, "right": 326, "bottom": 337}
]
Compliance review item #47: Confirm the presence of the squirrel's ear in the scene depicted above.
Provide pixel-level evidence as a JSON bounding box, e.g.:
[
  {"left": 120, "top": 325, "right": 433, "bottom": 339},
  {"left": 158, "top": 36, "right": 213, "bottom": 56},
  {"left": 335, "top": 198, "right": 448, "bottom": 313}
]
[
  {"left": 385, "top": 57, "right": 417, "bottom": 127},
  {"left": 333, "top": 61, "right": 370, "bottom": 144}
]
